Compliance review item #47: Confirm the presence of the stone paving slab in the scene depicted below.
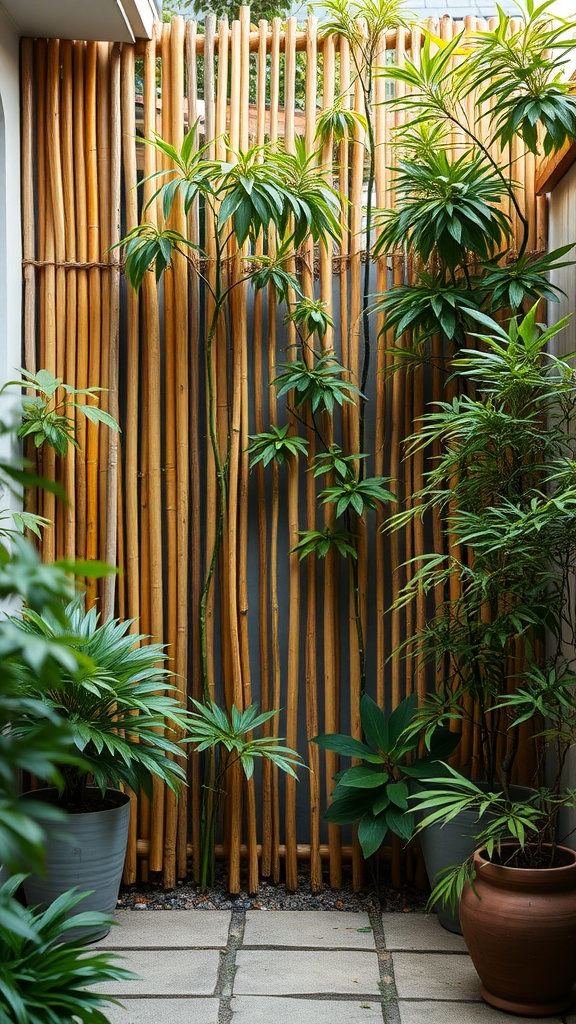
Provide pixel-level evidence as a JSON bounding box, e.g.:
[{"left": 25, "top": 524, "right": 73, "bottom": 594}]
[
  {"left": 393, "top": 952, "right": 481, "bottom": 1001},
  {"left": 230, "top": 996, "right": 384, "bottom": 1023},
  {"left": 98, "top": 910, "right": 231, "bottom": 948},
  {"left": 382, "top": 912, "right": 467, "bottom": 952},
  {"left": 102, "top": 998, "right": 220, "bottom": 1024},
  {"left": 96, "top": 949, "right": 221, "bottom": 996},
  {"left": 243, "top": 910, "right": 375, "bottom": 948},
  {"left": 234, "top": 949, "right": 381, "bottom": 995},
  {"left": 398, "top": 1001, "right": 563, "bottom": 1024}
]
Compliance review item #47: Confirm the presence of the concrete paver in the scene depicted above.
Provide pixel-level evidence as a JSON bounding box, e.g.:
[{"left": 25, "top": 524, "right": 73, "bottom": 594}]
[
  {"left": 243, "top": 910, "right": 375, "bottom": 948},
  {"left": 99, "top": 910, "right": 231, "bottom": 948},
  {"left": 95, "top": 907, "right": 570, "bottom": 1022},
  {"left": 398, "top": 1002, "right": 561, "bottom": 1024},
  {"left": 230, "top": 996, "right": 384, "bottom": 1023},
  {"left": 382, "top": 912, "right": 466, "bottom": 952},
  {"left": 96, "top": 949, "right": 221, "bottom": 996},
  {"left": 234, "top": 949, "right": 381, "bottom": 995},
  {"left": 392, "top": 952, "right": 482, "bottom": 1000},
  {"left": 102, "top": 998, "right": 220, "bottom": 1024}
]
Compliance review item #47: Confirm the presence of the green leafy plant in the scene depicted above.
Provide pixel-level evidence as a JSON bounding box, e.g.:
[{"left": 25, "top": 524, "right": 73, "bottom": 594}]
[
  {"left": 388, "top": 308, "right": 576, "bottom": 791},
  {"left": 0, "top": 876, "right": 135, "bottom": 1024},
  {"left": 313, "top": 693, "right": 460, "bottom": 856},
  {"left": 8, "top": 594, "right": 191, "bottom": 811},
  {"left": 0, "top": 411, "right": 135, "bottom": 1020},
  {"left": 2, "top": 368, "right": 119, "bottom": 457},
  {"left": 187, "top": 700, "right": 304, "bottom": 889},
  {"left": 374, "top": 0, "right": 576, "bottom": 367}
]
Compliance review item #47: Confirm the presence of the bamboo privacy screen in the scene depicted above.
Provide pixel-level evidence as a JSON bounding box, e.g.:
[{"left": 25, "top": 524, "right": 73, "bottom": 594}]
[{"left": 21, "top": 13, "right": 546, "bottom": 891}]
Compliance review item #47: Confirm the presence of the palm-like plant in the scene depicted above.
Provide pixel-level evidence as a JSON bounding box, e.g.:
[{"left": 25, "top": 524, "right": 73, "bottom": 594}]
[
  {"left": 187, "top": 700, "right": 304, "bottom": 889},
  {"left": 9, "top": 594, "right": 190, "bottom": 810},
  {"left": 0, "top": 876, "right": 135, "bottom": 1024},
  {"left": 389, "top": 307, "right": 576, "bottom": 790},
  {"left": 374, "top": 0, "right": 576, "bottom": 362}
]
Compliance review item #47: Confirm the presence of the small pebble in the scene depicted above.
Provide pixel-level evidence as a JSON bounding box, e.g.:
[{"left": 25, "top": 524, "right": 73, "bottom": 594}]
[{"left": 118, "top": 863, "right": 429, "bottom": 913}]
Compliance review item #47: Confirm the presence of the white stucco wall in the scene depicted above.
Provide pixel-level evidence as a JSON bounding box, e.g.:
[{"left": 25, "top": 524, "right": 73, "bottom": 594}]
[{"left": 0, "top": 8, "right": 22, "bottom": 499}]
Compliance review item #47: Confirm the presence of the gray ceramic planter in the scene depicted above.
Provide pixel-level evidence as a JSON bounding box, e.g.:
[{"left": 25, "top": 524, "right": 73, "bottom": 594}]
[
  {"left": 22, "top": 787, "right": 130, "bottom": 941},
  {"left": 418, "top": 783, "right": 534, "bottom": 934}
]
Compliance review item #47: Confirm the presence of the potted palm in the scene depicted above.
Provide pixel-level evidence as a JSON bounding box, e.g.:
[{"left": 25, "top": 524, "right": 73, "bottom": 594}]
[
  {"left": 413, "top": 663, "right": 576, "bottom": 1015},
  {"left": 11, "top": 593, "right": 191, "bottom": 939},
  {"left": 374, "top": 0, "right": 576, "bottom": 924},
  {"left": 0, "top": 409, "right": 136, "bottom": 1019}
]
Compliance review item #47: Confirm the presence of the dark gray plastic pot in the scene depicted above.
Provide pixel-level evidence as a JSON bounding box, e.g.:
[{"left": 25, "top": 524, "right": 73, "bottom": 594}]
[
  {"left": 418, "top": 783, "right": 533, "bottom": 934},
  {"left": 21, "top": 787, "right": 130, "bottom": 942}
]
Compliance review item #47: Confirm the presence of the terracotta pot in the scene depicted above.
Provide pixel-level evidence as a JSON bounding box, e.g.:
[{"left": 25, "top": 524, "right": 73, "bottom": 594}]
[{"left": 460, "top": 843, "right": 576, "bottom": 1016}]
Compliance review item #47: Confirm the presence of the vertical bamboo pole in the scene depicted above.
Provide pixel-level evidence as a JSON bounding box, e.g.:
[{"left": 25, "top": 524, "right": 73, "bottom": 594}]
[
  {"left": 73, "top": 42, "right": 89, "bottom": 567},
  {"left": 21, "top": 40, "right": 36, "bottom": 377},
  {"left": 104, "top": 43, "right": 121, "bottom": 618},
  {"left": 235, "top": 5, "right": 259, "bottom": 895},
  {"left": 85, "top": 42, "right": 101, "bottom": 600},
  {"left": 120, "top": 32, "right": 140, "bottom": 891},
  {"left": 121, "top": 44, "right": 141, "bottom": 634},
  {"left": 186, "top": 17, "right": 202, "bottom": 883},
  {"left": 168, "top": 14, "right": 190, "bottom": 887},
  {"left": 97, "top": 44, "right": 112, "bottom": 588},
  {"left": 283, "top": 14, "right": 300, "bottom": 893},
  {"left": 389, "top": 25, "right": 408, "bottom": 888},
  {"left": 60, "top": 42, "right": 77, "bottom": 562},
  {"left": 159, "top": 18, "right": 179, "bottom": 891},
  {"left": 374, "top": 28, "right": 387, "bottom": 710},
  {"left": 202, "top": 14, "right": 219, "bottom": 709},
  {"left": 224, "top": 14, "right": 246, "bottom": 896},
  {"left": 254, "top": 16, "right": 273, "bottom": 882},
  {"left": 39, "top": 41, "right": 57, "bottom": 562},
  {"left": 324, "top": 32, "right": 351, "bottom": 890},
  {"left": 268, "top": 16, "right": 282, "bottom": 884},
  {"left": 142, "top": 25, "right": 165, "bottom": 874},
  {"left": 388, "top": 28, "right": 406, "bottom": 720}
]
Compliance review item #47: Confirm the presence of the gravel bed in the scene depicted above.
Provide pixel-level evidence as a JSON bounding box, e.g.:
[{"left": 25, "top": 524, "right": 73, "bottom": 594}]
[{"left": 118, "top": 862, "right": 429, "bottom": 913}]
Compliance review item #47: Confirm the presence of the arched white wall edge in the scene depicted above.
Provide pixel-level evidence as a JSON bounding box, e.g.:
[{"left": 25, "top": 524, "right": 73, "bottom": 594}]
[{"left": 0, "top": 8, "right": 21, "bottom": 513}]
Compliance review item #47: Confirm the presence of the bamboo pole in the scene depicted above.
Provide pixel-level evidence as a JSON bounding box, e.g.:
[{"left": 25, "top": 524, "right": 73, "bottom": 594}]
[
  {"left": 120, "top": 41, "right": 140, "bottom": 876},
  {"left": 203, "top": 14, "right": 219, "bottom": 707},
  {"left": 374, "top": 28, "right": 387, "bottom": 710},
  {"left": 85, "top": 42, "right": 101, "bottom": 600},
  {"left": 21, "top": 40, "right": 36, "bottom": 377},
  {"left": 303, "top": 15, "right": 322, "bottom": 895},
  {"left": 104, "top": 43, "right": 121, "bottom": 618},
  {"left": 159, "top": 19, "right": 179, "bottom": 891},
  {"left": 96, "top": 44, "right": 112, "bottom": 592},
  {"left": 268, "top": 15, "right": 282, "bottom": 884},
  {"left": 236, "top": 5, "right": 259, "bottom": 895},
  {"left": 37, "top": 41, "right": 56, "bottom": 561},
  {"left": 254, "top": 16, "right": 273, "bottom": 882},
  {"left": 283, "top": 14, "right": 300, "bottom": 894},
  {"left": 185, "top": 16, "right": 202, "bottom": 884},
  {"left": 141, "top": 26, "right": 165, "bottom": 874},
  {"left": 169, "top": 14, "right": 190, "bottom": 887},
  {"left": 59, "top": 42, "right": 78, "bottom": 562},
  {"left": 225, "top": 16, "right": 245, "bottom": 896},
  {"left": 73, "top": 42, "right": 89, "bottom": 568}
]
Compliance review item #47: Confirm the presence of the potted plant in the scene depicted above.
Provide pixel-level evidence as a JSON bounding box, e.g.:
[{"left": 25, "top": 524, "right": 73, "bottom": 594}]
[
  {"left": 0, "top": 408, "right": 136, "bottom": 1020},
  {"left": 187, "top": 699, "right": 304, "bottom": 890},
  {"left": 371, "top": 0, "right": 576, "bottom": 921},
  {"left": 413, "top": 663, "right": 576, "bottom": 1016},
  {"left": 10, "top": 593, "right": 191, "bottom": 939},
  {"left": 312, "top": 693, "right": 459, "bottom": 857}
]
